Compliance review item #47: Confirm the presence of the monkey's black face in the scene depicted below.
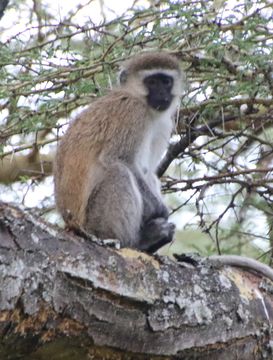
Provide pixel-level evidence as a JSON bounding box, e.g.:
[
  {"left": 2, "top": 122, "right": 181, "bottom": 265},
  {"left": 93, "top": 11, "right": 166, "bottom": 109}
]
[{"left": 144, "top": 73, "right": 174, "bottom": 111}]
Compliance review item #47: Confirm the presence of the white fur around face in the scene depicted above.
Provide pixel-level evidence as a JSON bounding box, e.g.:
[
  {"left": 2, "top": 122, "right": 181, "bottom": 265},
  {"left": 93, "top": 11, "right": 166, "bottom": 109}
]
[
  {"left": 123, "top": 69, "right": 183, "bottom": 98},
  {"left": 127, "top": 68, "right": 182, "bottom": 174},
  {"left": 136, "top": 95, "right": 179, "bottom": 174}
]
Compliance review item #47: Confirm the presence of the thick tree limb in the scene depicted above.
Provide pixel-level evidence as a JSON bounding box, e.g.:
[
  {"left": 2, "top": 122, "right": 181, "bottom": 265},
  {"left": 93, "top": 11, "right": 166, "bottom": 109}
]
[
  {"left": 0, "top": 202, "right": 273, "bottom": 359},
  {"left": 0, "top": 153, "right": 53, "bottom": 183}
]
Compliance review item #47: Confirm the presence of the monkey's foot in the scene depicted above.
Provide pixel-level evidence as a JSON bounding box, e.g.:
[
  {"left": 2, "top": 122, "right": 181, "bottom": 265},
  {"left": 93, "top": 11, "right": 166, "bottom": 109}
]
[{"left": 139, "top": 218, "right": 175, "bottom": 254}]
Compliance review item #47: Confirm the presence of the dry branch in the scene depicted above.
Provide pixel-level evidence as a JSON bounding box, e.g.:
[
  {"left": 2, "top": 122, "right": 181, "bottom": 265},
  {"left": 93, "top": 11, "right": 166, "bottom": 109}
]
[{"left": 0, "top": 152, "right": 53, "bottom": 184}]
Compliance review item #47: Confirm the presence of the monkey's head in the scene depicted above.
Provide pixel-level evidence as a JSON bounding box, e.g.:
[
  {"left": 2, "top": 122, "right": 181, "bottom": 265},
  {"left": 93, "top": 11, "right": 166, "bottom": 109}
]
[{"left": 119, "top": 51, "right": 183, "bottom": 112}]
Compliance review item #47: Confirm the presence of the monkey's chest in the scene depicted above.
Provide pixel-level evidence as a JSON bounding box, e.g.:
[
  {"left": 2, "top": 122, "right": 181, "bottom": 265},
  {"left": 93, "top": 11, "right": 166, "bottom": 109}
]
[{"left": 136, "top": 114, "right": 173, "bottom": 173}]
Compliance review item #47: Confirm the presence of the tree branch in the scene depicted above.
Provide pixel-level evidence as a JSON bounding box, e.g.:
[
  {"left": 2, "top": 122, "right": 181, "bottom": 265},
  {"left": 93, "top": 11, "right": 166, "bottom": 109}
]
[
  {"left": 0, "top": 202, "right": 273, "bottom": 359},
  {"left": 0, "top": 0, "right": 9, "bottom": 21}
]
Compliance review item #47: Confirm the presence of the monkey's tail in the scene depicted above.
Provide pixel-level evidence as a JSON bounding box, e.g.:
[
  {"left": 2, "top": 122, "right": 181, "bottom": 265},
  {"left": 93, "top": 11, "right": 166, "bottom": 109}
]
[{"left": 209, "top": 255, "right": 273, "bottom": 282}]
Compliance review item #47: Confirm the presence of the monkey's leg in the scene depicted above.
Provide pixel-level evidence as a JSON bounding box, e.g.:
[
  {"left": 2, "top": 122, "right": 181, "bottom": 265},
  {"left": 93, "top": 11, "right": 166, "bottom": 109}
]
[
  {"left": 139, "top": 217, "right": 175, "bottom": 253},
  {"left": 85, "top": 163, "right": 143, "bottom": 248}
]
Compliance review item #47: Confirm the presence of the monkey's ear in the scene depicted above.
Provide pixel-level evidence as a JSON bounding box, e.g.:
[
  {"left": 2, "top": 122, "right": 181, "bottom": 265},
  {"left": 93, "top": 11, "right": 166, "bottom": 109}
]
[{"left": 119, "top": 69, "right": 128, "bottom": 84}]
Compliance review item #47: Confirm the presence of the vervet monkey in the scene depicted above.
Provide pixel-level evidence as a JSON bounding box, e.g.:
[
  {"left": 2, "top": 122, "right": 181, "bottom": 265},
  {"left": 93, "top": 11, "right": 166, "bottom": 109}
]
[
  {"left": 54, "top": 51, "right": 273, "bottom": 280},
  {"left": 54, "top": 51, "right": 183, "bottom": 253}
]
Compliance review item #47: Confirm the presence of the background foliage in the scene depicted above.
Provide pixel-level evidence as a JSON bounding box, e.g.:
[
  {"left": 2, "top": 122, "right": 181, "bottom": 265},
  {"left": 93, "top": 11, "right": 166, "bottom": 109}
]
[{"left": 0, "top": 0, "right": 272, "bottom": 261}]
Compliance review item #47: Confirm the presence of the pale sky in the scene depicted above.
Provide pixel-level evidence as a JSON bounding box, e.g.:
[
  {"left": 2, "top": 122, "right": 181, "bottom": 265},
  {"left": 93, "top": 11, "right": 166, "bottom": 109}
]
[{"left": 0, "top": 0, "right": 145, "bottom": 41}]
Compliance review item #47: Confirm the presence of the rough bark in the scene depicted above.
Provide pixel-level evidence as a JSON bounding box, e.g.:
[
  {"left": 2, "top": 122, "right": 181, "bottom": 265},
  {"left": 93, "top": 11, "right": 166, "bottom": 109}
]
[{"left": 0, "top": 201, "right": 273, "bottom": 360}]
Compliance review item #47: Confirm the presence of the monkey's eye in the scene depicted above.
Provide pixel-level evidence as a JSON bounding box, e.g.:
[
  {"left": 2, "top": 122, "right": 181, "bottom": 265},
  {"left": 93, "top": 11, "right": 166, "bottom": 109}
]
[
  {"left": 162, "top": 77, "right": 173, "bottom": 88},
  {"left": 145, "top": 77, "right": 157, "bottom": 87},
  {"left": 144, "top": 74, "right": 173, "bottom": 90}
]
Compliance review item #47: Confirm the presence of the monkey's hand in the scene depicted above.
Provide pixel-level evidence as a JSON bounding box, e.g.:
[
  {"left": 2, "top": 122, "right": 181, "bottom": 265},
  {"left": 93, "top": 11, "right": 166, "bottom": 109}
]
[{"left": 139, "top": 217, "right": 175, "bottom": 254}]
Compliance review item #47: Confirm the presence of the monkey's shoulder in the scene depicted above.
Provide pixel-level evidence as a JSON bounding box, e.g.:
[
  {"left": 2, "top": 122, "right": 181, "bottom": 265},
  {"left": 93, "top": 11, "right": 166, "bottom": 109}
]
[
  {"left": 93, "top": 89, "right": 147, "bottom": 115},
  {"left": 82, "top": 90, "right": 147, "bottom": 119},
  {"left": 69, "top": 90, "right": 148, "bottom": 132},
  {"left": 62, "top": 90, "right": 148, "bottom": 147}
]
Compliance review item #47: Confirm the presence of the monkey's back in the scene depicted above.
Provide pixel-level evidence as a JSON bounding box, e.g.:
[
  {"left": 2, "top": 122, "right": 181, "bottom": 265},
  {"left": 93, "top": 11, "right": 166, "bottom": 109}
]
[{"left": 54, "top": 90, "right": 148, "bottom": 229}]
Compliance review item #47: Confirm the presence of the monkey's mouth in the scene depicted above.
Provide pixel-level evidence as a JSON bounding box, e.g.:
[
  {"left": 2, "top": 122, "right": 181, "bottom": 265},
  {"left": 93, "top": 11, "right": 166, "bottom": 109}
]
[
  {"left": 155, "top": 101, "right": 171, "bottom": 111},
  {"left": 148, "top": 96, "right": 173, "bottom": 111}
]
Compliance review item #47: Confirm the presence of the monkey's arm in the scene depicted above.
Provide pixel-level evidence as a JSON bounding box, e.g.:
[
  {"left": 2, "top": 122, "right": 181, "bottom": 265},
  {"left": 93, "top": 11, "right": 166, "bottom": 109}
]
[
  {"left": 133, "top": 171, "right": 169, "bottom": 220},
  {"left": 130, "top": 170, "right": 176, "bottom": 253}
]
